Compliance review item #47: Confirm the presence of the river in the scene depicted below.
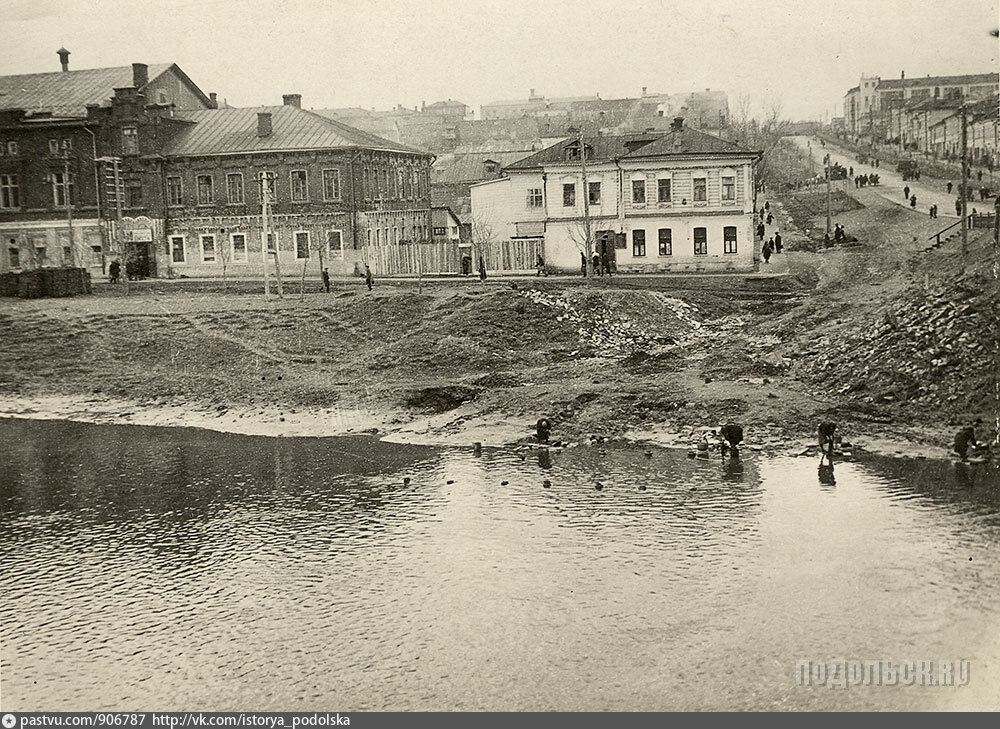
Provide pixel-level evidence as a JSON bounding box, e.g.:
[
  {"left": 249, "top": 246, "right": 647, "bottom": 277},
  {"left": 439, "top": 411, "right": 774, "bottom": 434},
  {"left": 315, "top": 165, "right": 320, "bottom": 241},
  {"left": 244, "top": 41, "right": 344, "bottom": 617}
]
[{"left": 1, "top": 418, "right": 998, "bottom": 710}]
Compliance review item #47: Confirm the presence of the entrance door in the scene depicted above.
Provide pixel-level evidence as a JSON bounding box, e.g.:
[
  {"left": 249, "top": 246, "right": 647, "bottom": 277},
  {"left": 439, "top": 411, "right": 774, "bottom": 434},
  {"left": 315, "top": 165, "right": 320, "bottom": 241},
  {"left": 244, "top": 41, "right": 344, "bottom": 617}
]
[
  {"left": 597, "top": 230, "right": 617, "bottom": 272},
  {"left": 126, "top": 241, "right": 153, "bottom": 280}
]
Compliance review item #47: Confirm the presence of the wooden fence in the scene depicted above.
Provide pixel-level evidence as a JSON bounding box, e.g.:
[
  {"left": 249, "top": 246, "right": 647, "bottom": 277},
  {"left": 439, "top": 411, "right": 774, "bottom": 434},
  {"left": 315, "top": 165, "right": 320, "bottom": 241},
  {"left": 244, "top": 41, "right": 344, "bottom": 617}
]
[{"left": 369, "top": 238, "right": 542, "bottom": 276}]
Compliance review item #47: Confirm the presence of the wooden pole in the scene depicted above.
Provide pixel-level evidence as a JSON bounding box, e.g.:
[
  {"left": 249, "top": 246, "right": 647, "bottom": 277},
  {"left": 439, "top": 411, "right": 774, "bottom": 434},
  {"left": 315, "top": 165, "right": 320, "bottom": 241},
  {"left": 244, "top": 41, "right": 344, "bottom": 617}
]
[
  {"left": 961, "top": 102, "right": 969, "bottom": 255},
  {"left": 260, "top": 172, "right": 270, "bottom": 299}
]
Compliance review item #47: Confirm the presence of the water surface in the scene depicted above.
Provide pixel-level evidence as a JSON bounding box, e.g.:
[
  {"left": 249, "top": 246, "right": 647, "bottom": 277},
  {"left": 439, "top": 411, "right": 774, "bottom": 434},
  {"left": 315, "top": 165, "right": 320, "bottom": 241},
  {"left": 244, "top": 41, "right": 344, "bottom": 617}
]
[{"left": 1, "top": 418, "right": 998, "bottom": 710}]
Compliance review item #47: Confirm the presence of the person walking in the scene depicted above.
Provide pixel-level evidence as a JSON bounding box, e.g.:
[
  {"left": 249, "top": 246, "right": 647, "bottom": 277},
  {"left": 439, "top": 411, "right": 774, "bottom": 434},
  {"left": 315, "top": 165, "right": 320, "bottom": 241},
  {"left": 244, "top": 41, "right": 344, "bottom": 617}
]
[
  {"left": 321, "top": 267, "right": 330, "bottom": 293},
  {"left": 580, "top": 252, "right": 587, "bottom": 278},
  {"left": 955, "top": 197, "right": 962, "bottom": 217},
  {"left": 762, "top": 238, "right": 773, "bottom": 263},
  {"left": 903, "top": 185, "right": 910, "bottom": 200},
  {"left": 947, "top": 181, "right": 953, "bottom": 194},
  {"left": 849, "top": 166, "right": 854, "bottom": 178},
  {"left": 364, "top": 264, "right": 374, "bottom": 291},
  {"left": 478, "top": 257, "right": 487, "bottom": 282},
  {"left": 535, "top": 253, "right": 547, "bottom": 277},
  {"left": 592, "top": 252, "right": 602, "bottom": 277},
  {"left": 108, "top": 259, "right": 121, "bottom": 284},
  {"left": 910, "top": 194, "right": 917, "bottom": 209},
  {"left": 774, "top": 231, "right": 783, "bottom": 253}
]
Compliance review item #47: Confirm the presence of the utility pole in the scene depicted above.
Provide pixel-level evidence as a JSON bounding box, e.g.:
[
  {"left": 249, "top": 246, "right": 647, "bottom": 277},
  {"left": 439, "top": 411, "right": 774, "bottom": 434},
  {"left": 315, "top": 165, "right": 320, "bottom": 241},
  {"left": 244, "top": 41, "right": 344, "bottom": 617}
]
[
  {"left": 824, "top": 153, "right": 832, "bottom": 235},
  {"left": 260, "top": 171, "right": 270, "bottom": 299},
  {"left": 960, "top": 102, "right": 969, "bottom": 254},
  {"left": 260, "top": 171, "right": 282, "bottom": 298},
  {"left": 63, "top": 151, "right": 75, "bottom": 267}
]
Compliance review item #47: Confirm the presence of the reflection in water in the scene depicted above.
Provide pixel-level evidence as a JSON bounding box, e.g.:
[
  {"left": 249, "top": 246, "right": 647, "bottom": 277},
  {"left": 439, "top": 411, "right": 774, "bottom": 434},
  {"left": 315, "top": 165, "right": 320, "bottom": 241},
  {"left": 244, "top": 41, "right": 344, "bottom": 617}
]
[
  {"left": 1, "top": 418, "right": 999, "bottom": 711},
  {"left": 818, "top": 463, "right": 836, "bottom": 486}
]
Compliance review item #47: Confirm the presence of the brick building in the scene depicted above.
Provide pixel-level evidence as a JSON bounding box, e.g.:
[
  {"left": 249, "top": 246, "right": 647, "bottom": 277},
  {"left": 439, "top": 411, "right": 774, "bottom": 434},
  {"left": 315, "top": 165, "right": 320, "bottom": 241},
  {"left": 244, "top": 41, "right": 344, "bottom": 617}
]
[
  {"left": 1, "top": 50, "right": 434, "bottom": 279},
  {"left": 0, "top": 52, "right": 214, "bottom": 276}
]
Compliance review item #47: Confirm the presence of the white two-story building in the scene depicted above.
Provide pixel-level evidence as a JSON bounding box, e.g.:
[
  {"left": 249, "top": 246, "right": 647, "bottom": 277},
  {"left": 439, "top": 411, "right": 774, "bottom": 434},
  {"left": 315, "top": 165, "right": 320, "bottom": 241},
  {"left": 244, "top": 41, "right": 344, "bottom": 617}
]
[{"left": 471, "top": 117, "right": 760, "bottom": 274}]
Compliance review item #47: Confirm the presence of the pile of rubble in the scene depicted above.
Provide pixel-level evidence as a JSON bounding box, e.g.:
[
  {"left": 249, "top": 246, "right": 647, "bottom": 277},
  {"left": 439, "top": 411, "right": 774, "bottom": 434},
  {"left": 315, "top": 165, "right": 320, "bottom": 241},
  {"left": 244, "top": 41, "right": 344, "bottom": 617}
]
[
  {"left": 799, "top": 271, "right": 999, "bottom": 417},
  {"left": 519, "top": 289, "right": 703, "bottom": 359}
]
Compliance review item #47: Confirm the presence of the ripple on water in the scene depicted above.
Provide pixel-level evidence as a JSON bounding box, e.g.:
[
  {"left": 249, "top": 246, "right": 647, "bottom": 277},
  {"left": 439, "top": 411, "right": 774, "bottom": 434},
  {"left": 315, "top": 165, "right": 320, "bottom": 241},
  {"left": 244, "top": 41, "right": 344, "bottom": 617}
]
[{"left": 1, "top": 418, "right": 999, "bottom": 710}]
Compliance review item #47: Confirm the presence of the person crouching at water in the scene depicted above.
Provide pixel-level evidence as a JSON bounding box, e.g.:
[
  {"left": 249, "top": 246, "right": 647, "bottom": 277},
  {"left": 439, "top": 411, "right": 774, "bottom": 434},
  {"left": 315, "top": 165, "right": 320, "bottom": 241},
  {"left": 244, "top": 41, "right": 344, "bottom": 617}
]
[
  {"left": 536, "top": 418, "right": 552, "bottom": 444},
  {"left": 720, "top": 423, "right": 743, "bottom": 459},
  {"left": 818, "top": 422, "right": 837, "bottom": 464},
  {"left": 953, "top": 419, "right": 983, "bottom": 460}
]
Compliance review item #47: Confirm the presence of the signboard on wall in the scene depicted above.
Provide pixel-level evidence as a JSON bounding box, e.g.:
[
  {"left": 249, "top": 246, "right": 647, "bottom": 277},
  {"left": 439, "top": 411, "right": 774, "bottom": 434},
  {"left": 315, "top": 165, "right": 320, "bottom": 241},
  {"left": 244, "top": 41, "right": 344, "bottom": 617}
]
[{"left": 119, "top": 216, "right": 155, "bottom": 243}]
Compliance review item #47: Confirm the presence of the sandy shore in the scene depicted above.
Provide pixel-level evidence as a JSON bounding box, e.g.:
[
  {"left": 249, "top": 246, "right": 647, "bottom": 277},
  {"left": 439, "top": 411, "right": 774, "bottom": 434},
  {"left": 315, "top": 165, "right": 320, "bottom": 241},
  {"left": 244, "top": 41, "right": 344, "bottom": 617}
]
[{"left": 0, "top": 392, "right": 956, "bottom": 461}]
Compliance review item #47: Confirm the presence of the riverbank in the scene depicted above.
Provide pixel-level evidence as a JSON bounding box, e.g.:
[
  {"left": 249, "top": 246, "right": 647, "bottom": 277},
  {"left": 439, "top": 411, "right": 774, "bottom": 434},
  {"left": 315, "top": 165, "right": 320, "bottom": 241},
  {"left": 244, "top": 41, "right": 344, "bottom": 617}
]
[{"left": 3, "top": 174, "right": 997, "bottom": 458}]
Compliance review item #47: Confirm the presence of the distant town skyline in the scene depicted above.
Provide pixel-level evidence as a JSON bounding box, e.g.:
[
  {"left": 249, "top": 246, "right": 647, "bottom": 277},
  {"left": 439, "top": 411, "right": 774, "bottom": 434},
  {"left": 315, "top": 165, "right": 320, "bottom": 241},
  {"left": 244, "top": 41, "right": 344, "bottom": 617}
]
[{"left": 2, "top": 0, "right": 997, "bottom": 121}]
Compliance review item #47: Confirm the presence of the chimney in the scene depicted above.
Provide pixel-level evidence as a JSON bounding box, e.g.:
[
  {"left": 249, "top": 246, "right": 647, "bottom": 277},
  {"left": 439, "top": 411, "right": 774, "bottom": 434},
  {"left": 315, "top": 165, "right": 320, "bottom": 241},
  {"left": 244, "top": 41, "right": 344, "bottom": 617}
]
[
  {"left": 257, "top": 112, "right": 272, "bottom": 137},
  {"left": 209, "top": 92, "right": 218, "bottom": 109},
  {"left": 57, "top": 47, "right": 70, "bottom": 72},
  {"left": 671, "top": 116, "right": 684, "bottom": 131},
  {"left": 421, "top": 100, "right": 426, "bottom": 112},
  {"left": 132, "top": 63, "right": 148, "bottom": 88},
  {"left": 282, "top": 93, "right": 302, "bottom": 108},
  {"left": 642, "top": 86, "right": 647, "bottom": 97},
  {"left": 901, "top": 70, "right": 905, "bottom": 80}
]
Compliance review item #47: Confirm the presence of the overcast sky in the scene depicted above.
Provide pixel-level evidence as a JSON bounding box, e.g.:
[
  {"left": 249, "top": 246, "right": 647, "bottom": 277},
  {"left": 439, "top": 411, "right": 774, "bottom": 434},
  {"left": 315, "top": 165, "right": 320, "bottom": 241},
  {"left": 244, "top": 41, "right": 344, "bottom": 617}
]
[{"left": 2, "top": 0, "right": 997, "bottom": 120}]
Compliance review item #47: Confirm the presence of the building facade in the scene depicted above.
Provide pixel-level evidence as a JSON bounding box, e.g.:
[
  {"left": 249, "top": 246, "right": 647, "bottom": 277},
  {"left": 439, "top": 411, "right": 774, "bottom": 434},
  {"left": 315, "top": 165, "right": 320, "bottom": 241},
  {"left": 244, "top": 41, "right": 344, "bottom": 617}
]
[
  {"left": 1, "top": 51, "right": 434, "bottom": 279},
  {"left": 471, "top": 118, "right": 759, "bottom": 274},
  {"left": 0, "top": 54, "right": 215, "bottom": 276}
]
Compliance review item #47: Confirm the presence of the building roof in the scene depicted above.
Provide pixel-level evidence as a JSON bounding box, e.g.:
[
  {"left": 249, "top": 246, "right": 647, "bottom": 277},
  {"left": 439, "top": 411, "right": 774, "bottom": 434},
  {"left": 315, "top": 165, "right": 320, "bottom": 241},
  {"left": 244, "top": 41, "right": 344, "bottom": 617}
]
[
  {"left": 431, "top": 207, "right": 460, "bottom": 226},
  {"left": 165, "top": 106, "right": 424, "bottom": 156},
  {"left": 432, "top": 149, "right": 539, "bottom": 183},
  {"left": 877, "top": 72, "right": 999, "bottom": 90},
  {"left": 623, "top": 125, "right": 755, "bottom": 158},
  {"left": 506, "top": 126, "right": 754, "bottom": 169},
  {"left": 0, "top": 64, "right": 188, "bottom": 116},
  {"left": 505, "top": 133, "right": 664, "bottom": 169}
]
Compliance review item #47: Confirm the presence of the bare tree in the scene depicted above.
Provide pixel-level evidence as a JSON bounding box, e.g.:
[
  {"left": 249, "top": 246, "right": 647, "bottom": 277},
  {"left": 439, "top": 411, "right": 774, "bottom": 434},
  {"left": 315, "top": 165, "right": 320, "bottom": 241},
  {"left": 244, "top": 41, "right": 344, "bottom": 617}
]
[
  {"left": 217, "top": 233, "right": 233, "bottom": 290},
  {"left": 470, "top": 208, "right": 499, "bottom": 276}
]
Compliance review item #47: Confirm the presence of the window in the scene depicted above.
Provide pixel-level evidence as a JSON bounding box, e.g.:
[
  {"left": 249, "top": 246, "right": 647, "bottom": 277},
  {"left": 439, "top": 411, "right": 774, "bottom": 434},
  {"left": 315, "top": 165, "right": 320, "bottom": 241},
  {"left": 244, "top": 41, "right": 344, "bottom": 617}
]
[
  {"left": 526, "top": 188, "right": 543, "bottom": 208},
  {"left": 694, "top": 227, "right": 708, "bottom": 255},
  {"left": 693, "top": 177, "right": 707, "bottom": 202},
  {"left": 200, "top": 234, "right": 216, "bottom": 263},
  {"left": 322, "top": 169, "right": 341, "bottom": 201},
  {"left": 563, "top": 183, "right": 575, "bottom": 207},
  {"left": 231, "top": 233, "right": 247, "bottom": 262},
  {"left": 125, "top": 181, "right": 143, "bottom": 208},
  {"left": 48, "top": 139, "right": 60, "bottom": 155},
  {"left": 295, "top": 231, "right": 310, "bottom": 259},
  {"left": 62, "top": 246, "right": 72, "bottom": 263},
  {"left": 632, "top": 229, "right": 646, "bottom": 257},
  {"left": 658, "top": 178, "right": 672, "bottom": 203},
  {"left": 166, "top": 176, "right": 183, "bottom": 206},
  {"left": 8, "top": 245, "right": 20, "bottom": 269},
  {"left": 260, "top": 171, "right": 276, "bottom": 197},
  {"left": 658, "top": 228, "right": 672, "bottom": 256},
  {"left": 0, "top": 175, "right": 19, "bottom": 208},
  {"left": 723, "top": 226, "right": 738, "bottom": 254},
  {"left": 722, "top": 176, "right": 735, "bottom": 201},
  {"left": 327, "top": 230, "right": 343, "bottom": 258},
  {"left": 290, "top": 170, "right": 308, "bottom": 202},
  {"left": 588, "top": 181, "right": 601, "bottom": 204},
  {"left": 122, "top": 126, "right": 139, "bottom": 155},
  {"left": 227, "top": 173, "right": 244, "bottom": 204},
  {"left": 196, "top": 175, "right": 214, "bottom": 205},
  {"left": 566, "top": 145, "right": 581, "bottom": 161},
  {"left": 170, "top": 236, "right": 185, "bottom": 263},
  {"left": 433, "top": 227, "right": 447, "bottom": 236},
  {"left": 6, "top": 142, "right": 19, "bottom": 156},
  {"left": 632, "top": 179, "right": 646, "bottom": 204},
  {"left": 266, "top": 232, "right": 278, "bottom": 253},
  {"left": 51, "top": 172, "right": 73, "bottom": 206}
]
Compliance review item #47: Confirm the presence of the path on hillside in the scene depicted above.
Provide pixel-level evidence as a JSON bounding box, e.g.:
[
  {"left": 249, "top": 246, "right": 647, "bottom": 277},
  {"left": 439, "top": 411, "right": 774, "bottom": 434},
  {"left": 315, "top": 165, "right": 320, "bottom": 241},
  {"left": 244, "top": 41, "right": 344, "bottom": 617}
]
[{"left": 788, "top": 135, "right": 975, "bottom": 222}]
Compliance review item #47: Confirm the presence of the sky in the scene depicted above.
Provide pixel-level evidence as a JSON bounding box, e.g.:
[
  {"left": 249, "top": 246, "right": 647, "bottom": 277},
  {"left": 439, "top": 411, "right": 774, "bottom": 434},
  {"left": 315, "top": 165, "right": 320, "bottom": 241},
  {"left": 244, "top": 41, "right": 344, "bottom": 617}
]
[{"left": 2, "top": 0, "right": 997, "bottom": 121}]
